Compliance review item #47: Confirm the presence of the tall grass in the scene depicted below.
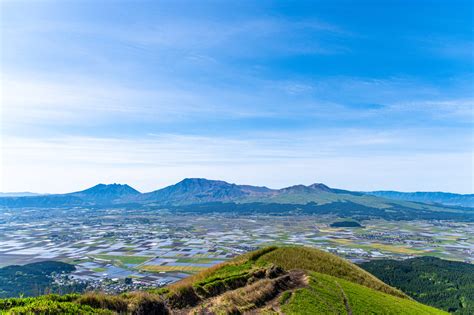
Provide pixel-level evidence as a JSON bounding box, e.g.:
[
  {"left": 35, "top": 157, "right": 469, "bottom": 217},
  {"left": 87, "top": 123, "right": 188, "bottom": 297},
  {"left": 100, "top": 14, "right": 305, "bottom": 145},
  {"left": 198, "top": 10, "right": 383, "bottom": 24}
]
[
  {"left": 281, "top": 272, "right": 447, "bottom": 315},
  {"left": 257, "top": 246, "right": 407, "bottom": 298}
]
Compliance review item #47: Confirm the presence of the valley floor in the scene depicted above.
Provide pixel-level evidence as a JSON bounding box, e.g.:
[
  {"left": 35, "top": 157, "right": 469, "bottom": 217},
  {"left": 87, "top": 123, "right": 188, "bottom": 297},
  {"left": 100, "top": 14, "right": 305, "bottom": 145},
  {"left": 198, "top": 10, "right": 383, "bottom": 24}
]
[{"left": 0, "top": 207, "right": 472, "bottom": 296}]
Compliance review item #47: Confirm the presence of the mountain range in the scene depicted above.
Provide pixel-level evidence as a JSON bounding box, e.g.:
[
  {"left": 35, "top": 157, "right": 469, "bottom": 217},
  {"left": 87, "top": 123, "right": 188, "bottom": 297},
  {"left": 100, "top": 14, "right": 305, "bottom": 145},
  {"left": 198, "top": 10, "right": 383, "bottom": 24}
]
[
  {"left": 366, "top": 190, "right": 473, "bottom": 207},
  {"left": 1, "top": 178, "right": 472, "bottom": 221},
  {"left": 0, "top": 192, "right": 42, "bottom": 197}
]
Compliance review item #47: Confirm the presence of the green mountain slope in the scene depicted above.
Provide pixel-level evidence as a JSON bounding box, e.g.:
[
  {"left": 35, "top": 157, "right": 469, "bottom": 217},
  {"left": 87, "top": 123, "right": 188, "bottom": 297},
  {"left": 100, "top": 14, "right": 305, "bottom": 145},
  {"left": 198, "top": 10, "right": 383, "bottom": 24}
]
[
  {"left": 0, "top": 261, "right": 79, "bottom": 298},
  {"left": 366, "top": 191, "right": 474, "bottom": 208},
  {"left": 0, "top": 247, "right": 447, "bottom": 314},
  {"left": 69, "top": 183, "right": 141, "bottom": 203},
  {"left": 360, "top": 257, "right": 474, "bottom": 314},
  {"left": 1, "top": 178, "right": 472, "bottom": 222},
  {"left": 281, "top": 272, "right": 443, "bottom": 315}
]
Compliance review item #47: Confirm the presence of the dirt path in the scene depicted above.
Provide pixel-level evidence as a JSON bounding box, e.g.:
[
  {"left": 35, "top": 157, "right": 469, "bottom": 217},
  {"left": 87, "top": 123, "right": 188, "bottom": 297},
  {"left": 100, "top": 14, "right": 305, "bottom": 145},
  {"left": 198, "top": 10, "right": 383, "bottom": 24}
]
[
  {"left": 335, "top": 281, "right": 353, "bottom": 315},
  {"left": 180, "top": 269, "right": 308, "bottom": 315},
  {"left": 247, "top": 270, "right": 309, "bottom": 314}
]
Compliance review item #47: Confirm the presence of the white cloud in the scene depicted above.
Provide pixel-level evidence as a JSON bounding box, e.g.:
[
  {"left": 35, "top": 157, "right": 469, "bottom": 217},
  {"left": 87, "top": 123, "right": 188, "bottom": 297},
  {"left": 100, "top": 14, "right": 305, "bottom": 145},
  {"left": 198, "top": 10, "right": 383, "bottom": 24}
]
[
  {"left": 1, "top": 75, "right": 278, "bottom": 128},
  {"left": 4, "top": 73, "right": 470, "bottom": 133},
  {"left": 389, "top": 99, "right": 474, "bottom": 121}
]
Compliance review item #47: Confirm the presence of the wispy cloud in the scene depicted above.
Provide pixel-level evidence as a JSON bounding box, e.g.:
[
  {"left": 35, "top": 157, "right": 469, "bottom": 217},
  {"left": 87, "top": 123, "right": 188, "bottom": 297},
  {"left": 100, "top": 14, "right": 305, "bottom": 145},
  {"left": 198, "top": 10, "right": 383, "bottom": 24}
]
[
  {"left": 2, "top": 132, "right": 471, "bottom": 193},
  {"left": 2, "top": 15, "right": 351, "bottom": 61},
  {"left": 389, "top": 98, "right": 474, "bottom": 122},
  {"left": 1, "top": 1, "right": 472, "bottom": 193},
  {"left": 1, "top": 75, "right": 274, "bottom": 127},
  {"left": 2, "top": 73, "right": 472, "bottom": 137}
]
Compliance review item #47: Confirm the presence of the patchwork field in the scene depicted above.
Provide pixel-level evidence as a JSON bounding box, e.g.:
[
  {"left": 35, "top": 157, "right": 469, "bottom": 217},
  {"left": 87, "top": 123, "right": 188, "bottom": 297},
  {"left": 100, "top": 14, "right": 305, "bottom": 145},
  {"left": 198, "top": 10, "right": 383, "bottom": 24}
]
[
  {"left": 0, "top": 207, "right": 472, "bottom": 295},
  {"left": 140, "top": 265, "right": 206, "bottom": 273}
]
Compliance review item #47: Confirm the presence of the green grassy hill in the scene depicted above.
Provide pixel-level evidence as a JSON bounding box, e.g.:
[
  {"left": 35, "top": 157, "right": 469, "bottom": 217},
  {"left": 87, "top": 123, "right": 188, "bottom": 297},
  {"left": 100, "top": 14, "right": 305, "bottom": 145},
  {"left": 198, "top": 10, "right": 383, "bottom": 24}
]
[
  {"left": 281, "top": 272, "right": 443, "bottom": 315},
  {"left": 0, "top": 247, "right": 447, "bottom": 314}
]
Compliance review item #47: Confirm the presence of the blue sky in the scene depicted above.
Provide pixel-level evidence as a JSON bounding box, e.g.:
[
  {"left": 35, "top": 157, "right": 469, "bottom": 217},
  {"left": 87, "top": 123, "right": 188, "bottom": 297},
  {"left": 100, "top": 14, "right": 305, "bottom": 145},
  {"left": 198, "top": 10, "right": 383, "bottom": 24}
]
[{"left": 1, "top": 0, "right": 473, "bottom": 193}]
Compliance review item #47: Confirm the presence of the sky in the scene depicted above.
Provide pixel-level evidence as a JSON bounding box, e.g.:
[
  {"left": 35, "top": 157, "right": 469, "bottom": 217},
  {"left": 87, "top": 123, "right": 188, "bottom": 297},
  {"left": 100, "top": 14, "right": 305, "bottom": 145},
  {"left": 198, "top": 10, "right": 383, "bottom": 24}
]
[{"left": 0, "top": 0, "right": 473, "bottom": 194}]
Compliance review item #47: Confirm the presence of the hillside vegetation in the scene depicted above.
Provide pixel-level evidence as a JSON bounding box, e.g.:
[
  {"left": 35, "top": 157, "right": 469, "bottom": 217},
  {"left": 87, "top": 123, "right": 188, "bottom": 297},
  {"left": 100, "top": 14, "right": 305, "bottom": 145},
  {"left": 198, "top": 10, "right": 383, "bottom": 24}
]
[
  {"left": 360, "top": 256, "right": 474, "bottom": 314},
  {"left": 0, "top": 246, "right": 447, "bottom": 314},
  {"left": 366, "top": 191, "right": 474, "bottom": 208},
  {"left": 281, "top": 272, "right": 443, "bottom": 315},
  {"left": 0, "top": 261, "right": 81, "bottom": 298}
]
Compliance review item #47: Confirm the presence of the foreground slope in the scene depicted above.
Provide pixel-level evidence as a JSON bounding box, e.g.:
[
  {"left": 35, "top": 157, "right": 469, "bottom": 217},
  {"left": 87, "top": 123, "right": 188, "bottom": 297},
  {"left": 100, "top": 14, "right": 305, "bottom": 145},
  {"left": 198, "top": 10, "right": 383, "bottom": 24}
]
[{"left": 0, "top": 247, "right": 447, "bottom": 314}]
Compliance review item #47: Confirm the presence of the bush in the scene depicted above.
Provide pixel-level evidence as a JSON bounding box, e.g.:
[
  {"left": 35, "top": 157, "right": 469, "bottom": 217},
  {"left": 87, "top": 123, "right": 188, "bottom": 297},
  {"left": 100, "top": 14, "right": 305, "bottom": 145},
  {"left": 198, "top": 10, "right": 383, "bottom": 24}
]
[
  {"left": 6, "top": 299, "right": 113, "bottom": 315},
  {"left": 166, "top": 286, "right": 200, "bottom": 309},
  {"left": 127, "top": 292, "right": 168, "bottom": 315},
  {"left": 0, "top": 294, "right": 80, "bottom": 310},
  {"left": 76, "top": 292, "right": 128, "bottom": 312}
]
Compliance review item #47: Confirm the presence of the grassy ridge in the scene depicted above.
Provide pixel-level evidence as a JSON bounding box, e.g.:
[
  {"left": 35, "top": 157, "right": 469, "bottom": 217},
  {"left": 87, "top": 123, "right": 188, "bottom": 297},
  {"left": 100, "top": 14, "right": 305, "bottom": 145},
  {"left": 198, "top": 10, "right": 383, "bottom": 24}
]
[
  {"left": 256, "top": 246, "right": 406, "bottom": 298},
  {"left": 0, "top": 246, "right": 448, "bottom": 314},
  {"left": 282, "top": 272, "right": 446, "bottom": 314}
]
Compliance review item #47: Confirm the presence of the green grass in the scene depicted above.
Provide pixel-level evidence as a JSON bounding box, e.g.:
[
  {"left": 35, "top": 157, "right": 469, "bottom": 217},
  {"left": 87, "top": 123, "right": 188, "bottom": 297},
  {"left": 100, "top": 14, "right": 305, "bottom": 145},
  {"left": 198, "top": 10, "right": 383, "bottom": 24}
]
[
  {"left": 92, "top": 255, "right": 153, "bottom": 265},
  {"left": 0, "top": 292, "right": 166, "bottom": 314},
  {"left": 140, "top": 265, "right": 206, "bottom": 273},
  {"left": 0, "top": 246, "right": 448, "bottom": 314},
  {"left": 256, "top": 246, "right": 406, "bottom": 298},
  {"left": 175, "top": 257, "right": 219, "bottom": 264},
  {"left": 170, "top": 247, "right": 276, "bottom": 291},
  {"left": 4, "top": 300, "right": 113, "bottom": 315},
  {"left": 0, "top": 294, "right": 112, "bottom": 315},
  {"left": 282, "top": 272, "right": 447, "bottom": 315},
  {"left": 279, "top": 290, "right": 292, "bottom": 305}
]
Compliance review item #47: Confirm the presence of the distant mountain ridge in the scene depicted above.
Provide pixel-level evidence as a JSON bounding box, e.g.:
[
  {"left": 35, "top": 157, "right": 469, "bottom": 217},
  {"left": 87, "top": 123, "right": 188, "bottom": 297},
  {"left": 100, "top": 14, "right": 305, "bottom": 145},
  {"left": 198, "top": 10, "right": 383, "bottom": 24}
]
[
  {"left": 366, "top": 191, "right": 473, "bottom": 208},
  {"left": 139, "top": 178, "right": 275, "bottom": 205},
  {"left": 1, "top": 178, "right": 473, "bottom": 221},
  {"left": 0, "top": 183, "right": 140, "bottom": 208},
  {"left": 0, "top": 192, "right": 42, "bottom": 197},
  {"left": 69, "top": 183, "right": 140, "bottom": 203}
]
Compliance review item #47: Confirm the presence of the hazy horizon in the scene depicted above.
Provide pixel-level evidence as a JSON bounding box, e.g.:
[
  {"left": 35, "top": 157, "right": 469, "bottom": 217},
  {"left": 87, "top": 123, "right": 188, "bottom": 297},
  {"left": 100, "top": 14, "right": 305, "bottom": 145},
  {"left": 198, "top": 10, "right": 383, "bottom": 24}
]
[
  {"left": 1, "top": 1, "right": 473, "bottom": 194},
  {"left": 0, "top": 177, "right": 472, "bottom": 196}
]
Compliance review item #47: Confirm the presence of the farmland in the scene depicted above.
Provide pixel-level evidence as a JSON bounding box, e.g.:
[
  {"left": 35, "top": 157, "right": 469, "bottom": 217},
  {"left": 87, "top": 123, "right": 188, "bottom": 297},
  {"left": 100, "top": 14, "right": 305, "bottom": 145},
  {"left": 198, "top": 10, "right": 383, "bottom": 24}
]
[{"left": 0, "top": 206, "right": 472, "bottom": 296}]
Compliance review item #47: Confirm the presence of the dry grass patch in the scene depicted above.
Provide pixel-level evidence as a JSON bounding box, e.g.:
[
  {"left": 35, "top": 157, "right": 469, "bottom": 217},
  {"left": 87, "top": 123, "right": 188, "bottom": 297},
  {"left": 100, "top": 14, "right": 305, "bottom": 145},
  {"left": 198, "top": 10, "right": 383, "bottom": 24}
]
[
  {"left": 76, "top": 291, "right": 167, "bottom": 314},
  {"left": 77, "top": 292, "right": 128, "bottom": 312},
  {"left": 198, "top": 270, "right": 307, "bottom": 314}
]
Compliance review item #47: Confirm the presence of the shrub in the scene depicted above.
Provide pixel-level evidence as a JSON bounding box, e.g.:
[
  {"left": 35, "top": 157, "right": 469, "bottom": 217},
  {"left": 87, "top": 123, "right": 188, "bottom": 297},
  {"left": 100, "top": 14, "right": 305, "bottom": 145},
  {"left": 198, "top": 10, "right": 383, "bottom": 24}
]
[
  {"left": 76, "top": 292, "right": 128, "bottom": 312},
  {"left": 127, "top": 292, "right": 168, "bottom": 315},
  {"left": 0, "top": 294, "right": 80, "bottom": 310},
  {"left": 166, "top": 286, "right": 200, "bottom": 309},
  {"left": 5, "top": 300, "right": 113, "bottom": 315}
]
